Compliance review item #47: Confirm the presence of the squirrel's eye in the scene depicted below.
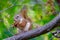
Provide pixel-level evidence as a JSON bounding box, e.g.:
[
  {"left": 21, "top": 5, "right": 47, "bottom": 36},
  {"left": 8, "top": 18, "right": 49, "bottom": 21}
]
[{"left": 16, "top": 15, "right": 19, "bottom": 19}]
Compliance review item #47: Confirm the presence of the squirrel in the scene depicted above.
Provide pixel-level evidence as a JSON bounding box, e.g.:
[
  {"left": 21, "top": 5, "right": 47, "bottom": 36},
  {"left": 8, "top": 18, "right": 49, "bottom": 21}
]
[{"left": 13, "top": 6, "right": 32, "bottom": 33}]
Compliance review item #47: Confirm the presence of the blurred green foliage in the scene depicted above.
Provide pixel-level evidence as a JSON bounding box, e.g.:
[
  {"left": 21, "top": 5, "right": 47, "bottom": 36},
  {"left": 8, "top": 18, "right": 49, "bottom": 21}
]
[{"left": 0, "top": 0, "right": 60, "bottom": 40}]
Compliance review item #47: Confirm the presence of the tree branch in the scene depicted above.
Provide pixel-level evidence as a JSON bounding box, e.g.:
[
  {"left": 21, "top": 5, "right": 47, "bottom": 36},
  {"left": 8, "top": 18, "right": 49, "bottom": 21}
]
[{"left": 4, "top": 13, "right": 60, "bottom": 40}]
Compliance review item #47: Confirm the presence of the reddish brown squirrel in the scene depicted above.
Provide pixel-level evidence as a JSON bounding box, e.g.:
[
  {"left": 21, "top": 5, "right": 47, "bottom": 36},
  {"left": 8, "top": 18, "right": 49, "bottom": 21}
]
[{"left": 13, "top": 6, "right": 32, "bottom": 33}]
